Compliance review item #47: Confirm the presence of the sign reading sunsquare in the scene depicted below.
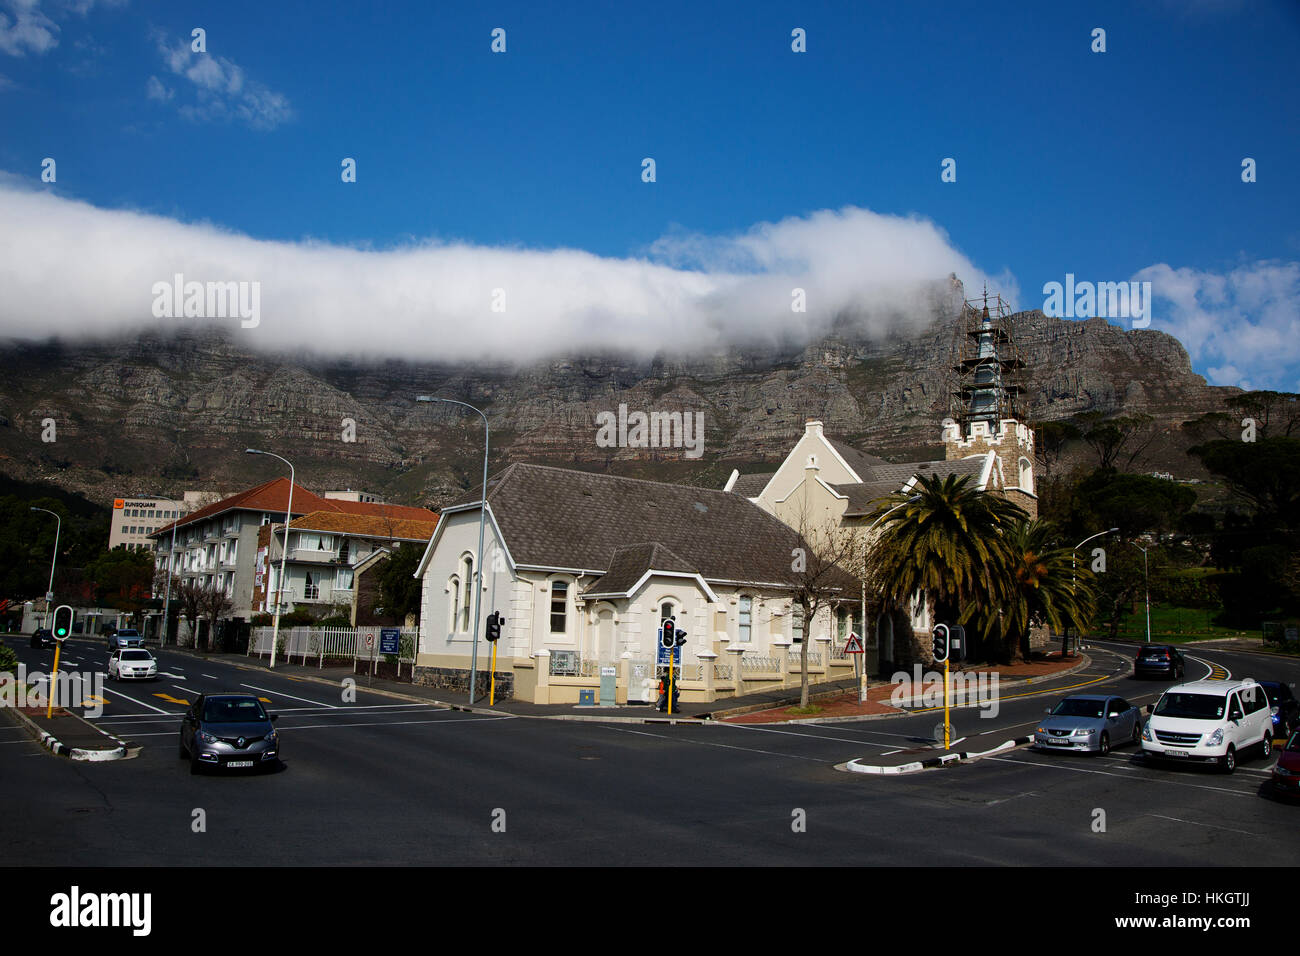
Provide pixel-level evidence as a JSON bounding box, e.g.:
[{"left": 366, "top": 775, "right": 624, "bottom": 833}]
[{"left": 380, "top": 628, "right": 400, "bottom": 655}]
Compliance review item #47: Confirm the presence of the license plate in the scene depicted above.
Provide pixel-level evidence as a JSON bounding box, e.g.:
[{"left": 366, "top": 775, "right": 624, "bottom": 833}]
[
  {"left": 1163, "top": 749, "right": 1188, "bottom": 757},
  {"left": 226, "top": 760, "right": 254, "bottom": 768}
]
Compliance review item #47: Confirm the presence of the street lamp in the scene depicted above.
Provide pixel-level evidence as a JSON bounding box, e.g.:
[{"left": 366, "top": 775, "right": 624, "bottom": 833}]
[
  {"left": 246, "top": 449, "right": 295, "bottom": 668},
  {"left": 1131, "top": 540, "right": 1152, "bottom": 644},
  {"left": 159, "top": 511, "right": 179, "bottom": 646},
  {"left": 858, "top": 493, "right": 922, "bottom": 702},
  {"left": 416, "top": 395, "right": 489, "bottom": 704},
  {"left": 30, "top": 507, "right": 61, "bottom": 629},
  {"left": 1068, "top": 527, "right": 1118, "bottom": 655}
]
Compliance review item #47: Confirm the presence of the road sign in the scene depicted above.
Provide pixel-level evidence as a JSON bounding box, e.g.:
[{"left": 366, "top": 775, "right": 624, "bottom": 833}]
[
  {"left": 656, "top": 642, "right": 681, "bottom": 666},
  {"left": 364, "top": 633, "right": 374, "bottom": 649},
  {"left": 380, "top": 628, "right": 400, "bottom": 655},
  {"left": 843, "top": 632, "right": 864, "bottom": 655}
]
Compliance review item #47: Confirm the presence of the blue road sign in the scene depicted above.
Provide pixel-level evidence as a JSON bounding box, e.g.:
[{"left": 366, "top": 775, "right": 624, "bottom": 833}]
[{"left": 380, "top": 628, "right": 401, "bottom": 655}]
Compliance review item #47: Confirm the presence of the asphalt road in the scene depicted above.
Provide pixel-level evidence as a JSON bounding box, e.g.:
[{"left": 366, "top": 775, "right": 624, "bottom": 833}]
[{"left": 2, "top": 635, "right": 1297, "bottom": 866}]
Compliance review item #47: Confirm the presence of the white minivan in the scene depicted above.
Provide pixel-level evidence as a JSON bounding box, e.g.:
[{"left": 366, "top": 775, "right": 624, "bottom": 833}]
[{"left": 1141, "top": 678, "right": 1276, "bottom": 773}]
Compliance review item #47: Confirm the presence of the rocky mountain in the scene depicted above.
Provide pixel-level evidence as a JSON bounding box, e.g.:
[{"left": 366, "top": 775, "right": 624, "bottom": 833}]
[{"left": 0, "top": 292, "right": 1234, "bottom": 511}]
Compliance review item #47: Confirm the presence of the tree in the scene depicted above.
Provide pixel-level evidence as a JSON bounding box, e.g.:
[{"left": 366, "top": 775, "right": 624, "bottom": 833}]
[
  {"left": 1227, "top": 390, "right": 1300, "bottom": 438},
  {"left": 1076, "top": 412, "right": 1158, "bottom": 472},
  {"left": 375, "top": 542, "right": 424, "bottom": 623},
  {"left": 994, "top": 519, "right": 1098, "bottom": 661},
  {"left": 785, "top": 509, "right": 862, "bottom": 708},
  {"left": 866, "top": 474, "right": 1028, "bottom": 662},
  {"left": 175, "top": 580, "right": 205, "bottom": 648},
  {"left": 198, "top": 585, "right": 232, "bottom": 652},
  {"left": 86, "top": 547, "right": 155, "bottom": 614}
]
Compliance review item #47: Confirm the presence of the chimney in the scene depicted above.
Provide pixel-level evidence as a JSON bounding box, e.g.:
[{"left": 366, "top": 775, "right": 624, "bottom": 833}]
[{"left": 805, "top": 419, "right": 824, "bottom": 439}]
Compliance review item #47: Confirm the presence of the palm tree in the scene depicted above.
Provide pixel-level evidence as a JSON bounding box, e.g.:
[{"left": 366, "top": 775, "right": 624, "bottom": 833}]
[
  {"left": 866, "top": 473, "right": 1027, "bottom": 660},
  {"left": 993, "top": 519, "right": 1098, "bottom": 661}
]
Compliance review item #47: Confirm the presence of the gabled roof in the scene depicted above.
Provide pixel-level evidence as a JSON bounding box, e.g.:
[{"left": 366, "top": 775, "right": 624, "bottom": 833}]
[
  {"left": 150, "top": 477, "right": 434, "bottom": 539},
  {"left": 442, "top": 463, "right": 815, "bottom": 588},
  {"left": 583, "top": 542, "right": 698, "bottom": 596},
  {"left": 826, "top": 439, "right": 887, "bottom": 481},
  {"left": 729, "top": 472, "right": 776, "bottom": 498},
  {"left": 286, "top": 510, "right": 438, "bottom": 541}
]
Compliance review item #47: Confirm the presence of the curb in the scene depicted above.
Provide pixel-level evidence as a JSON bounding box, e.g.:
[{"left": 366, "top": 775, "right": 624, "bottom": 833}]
[
  {"left": 3, "top": 707, "right": 131, "bottom": 762},
  {"left": 838, "top": 735, "right": 1034, "bottom": 776}
]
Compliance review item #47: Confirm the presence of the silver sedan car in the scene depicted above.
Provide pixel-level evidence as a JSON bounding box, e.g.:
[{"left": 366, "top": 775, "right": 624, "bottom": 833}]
[
  {"left": 1034, "top": 694, "right": 1142, "bottom": 755},
  {"left": 179, "top": 693, "right": 281, "bottom": 774}
]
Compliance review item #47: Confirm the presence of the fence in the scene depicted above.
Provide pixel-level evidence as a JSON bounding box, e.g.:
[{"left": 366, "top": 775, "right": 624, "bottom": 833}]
[{"left": 249, "top": 625, "right": 418, "bottom": 671}]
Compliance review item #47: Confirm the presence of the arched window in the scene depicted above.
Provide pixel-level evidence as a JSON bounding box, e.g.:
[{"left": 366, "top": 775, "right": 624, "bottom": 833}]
[
  {"left": 459, "top": 554, "right": 474, "bottom": 633},
  {"left": 448, "top": 575, "right": 461, "bottom": 633},
  {"left": 1018, "top": 457, "right": 1034, "bottom": 491}
]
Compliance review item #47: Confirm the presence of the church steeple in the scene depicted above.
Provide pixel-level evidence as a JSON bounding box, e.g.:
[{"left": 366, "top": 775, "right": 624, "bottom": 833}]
[{"left": 953, "top": 285, "right": 1024, "bottom": 430}]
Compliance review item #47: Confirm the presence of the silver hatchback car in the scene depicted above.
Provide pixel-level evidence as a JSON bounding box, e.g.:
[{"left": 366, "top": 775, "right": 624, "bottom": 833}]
[
  {"left": 179, "top": 693, "right": 280, "bottom": 774},
  {"left": 1034, "top": 694, "right": 1142, "bottom": 755}
]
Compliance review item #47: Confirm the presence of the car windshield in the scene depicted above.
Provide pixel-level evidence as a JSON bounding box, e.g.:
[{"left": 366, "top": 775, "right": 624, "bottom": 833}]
[
  {"left": 203, "top": 698, "right": 268, "bottom": 723},
  {"left": 1154, "top": 692, "right": 1225, "bottom": 720},
  {"left": 1288, "top": 733, "right": 1300, "bottom": 753},
  {"left": 121, "top": 650, "right": 152, "bottom": 661},
  {"left": 1051, "top": 699, "right": 1105, "bottom": 718},
  {"left": 117, "top": 630, "right": 139, "bottom": 636}
]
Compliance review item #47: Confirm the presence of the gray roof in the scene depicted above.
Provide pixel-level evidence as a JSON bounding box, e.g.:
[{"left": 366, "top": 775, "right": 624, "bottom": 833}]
[
  {"left": 829, "top": 480, "right": 906, "bottom": 518},
  {"left": 827, "top": 439, "right": 887, "bottom": 479},
  {"left": 730, "top": 472, "right": 775, "bottom": 497},
  {"left": 858, "top": 456, "right": 986, "bottom": 486},
  {"left": 584, "top": 542, "right": 698, "bottom": 596},
  {"left": 462, "top": 463, "right": 816, "bottom": 588}
]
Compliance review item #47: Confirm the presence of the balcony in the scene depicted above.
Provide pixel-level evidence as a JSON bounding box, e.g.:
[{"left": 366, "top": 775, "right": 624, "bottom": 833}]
[{"left": 288, "top": 548, "right": 347, "bottom": 565}]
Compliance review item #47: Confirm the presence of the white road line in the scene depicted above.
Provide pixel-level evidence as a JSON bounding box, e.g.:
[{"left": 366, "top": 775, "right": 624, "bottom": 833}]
[
  {"left": 201, "top": 674, "right": 219, "bottom": 680},
  {"left": 986, "top": 755, "right": 1255, "bottom": 797},
  {"left": 603, "top": 725, "right": 824, "bottom": 762},
  {"left": 100, "top": 686, "right": 175, "bottom": 715},
  {"left": 721, "top": 722, "right": 897, "bottom": 750},
  {"left": 1144, "top": 813, "right": 1263, "bottom": 837},
  {"left": 286, "top": 716, "right": 510, "bottom": 731},
  {"left": 92, "top": 703, "right": 442, "bottom": 726},
  {"left": 239, "top": 683, "right": 337, "bottom": 708}
]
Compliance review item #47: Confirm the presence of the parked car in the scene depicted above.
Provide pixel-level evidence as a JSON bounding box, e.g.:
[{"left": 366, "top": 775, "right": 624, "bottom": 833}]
[
  {"left": 1141, "top": 678, "right": 1276, "bottom": 773},
  {"left": 178, "top": 693, "right": 280, "bottom": 774},
  {"left": 29, "top": 628, "right": 55, "bottom": 648},
  {"left": 1034, "top": 694, "right": 1142, "bottom": 754},
  {"left": 1133, "top": 643, "right": 1185, "bottom": 679},
  {"left": 107, "top": 648, "right": 158, "bottom": 681},
  {"left": 107, "top": 628, "right": 142, "bottom": 650},
  {"left": 1271, "top": 730, "right": 1300, "bottom": 799},
  {"left": 1258, "top": 681, "right": 1300, "bottom": 738}
]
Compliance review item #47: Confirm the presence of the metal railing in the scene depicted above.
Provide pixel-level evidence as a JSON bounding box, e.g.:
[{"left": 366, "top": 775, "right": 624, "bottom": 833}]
[{"left": 740, "top": 655, "right": 780, "bottom": 673}]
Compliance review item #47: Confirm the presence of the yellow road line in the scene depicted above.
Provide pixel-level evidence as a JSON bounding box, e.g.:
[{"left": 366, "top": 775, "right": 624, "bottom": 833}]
[{"left": 910, "top": 673, "right": 1114, "bottom": 713}]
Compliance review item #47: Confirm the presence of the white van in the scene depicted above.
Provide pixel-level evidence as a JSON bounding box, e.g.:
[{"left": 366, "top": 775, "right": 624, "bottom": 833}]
[{"left": 1140, "top": 678, "right": 1276, "bottom": 774}]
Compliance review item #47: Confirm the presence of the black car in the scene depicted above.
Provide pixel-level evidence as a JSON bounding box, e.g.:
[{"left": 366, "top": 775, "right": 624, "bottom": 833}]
[
  {"left": 1259, "top": 681, "right": 1300, "bottom": 738},
  {"left": 29, "top": 628, "right": 56, "bottom": 648},
  {"left": 1133, "top": 643, "right": 1185, "bottom": 679}
]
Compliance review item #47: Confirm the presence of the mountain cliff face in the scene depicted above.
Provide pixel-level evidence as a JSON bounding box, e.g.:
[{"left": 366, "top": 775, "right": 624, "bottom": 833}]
[{"left": 0, "top": 300, "right": 1233, "bottom": 510}]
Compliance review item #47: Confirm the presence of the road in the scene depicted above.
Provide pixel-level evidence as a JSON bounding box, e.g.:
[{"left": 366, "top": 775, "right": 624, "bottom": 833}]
[{"left": 2, "top": 635, "right": 1297, "bottom": 866}]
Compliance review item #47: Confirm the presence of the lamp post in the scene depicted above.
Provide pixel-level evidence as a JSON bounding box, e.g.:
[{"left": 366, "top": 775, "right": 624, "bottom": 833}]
[
  {"left": 858, "top": 494, "right": 922, "bottom": 702},
  {"left": 1069, "top": 527, "right": 1118, "bottom": 655},
  {"left": 1131, "top": 541, "right": 1151, "bottom": 644},
  {"left": 246, "top": 449, "right": 295, "bottom": 668},
  {"left": 30, "top": 507, "right": 61, "bottom": 629},
  {"left": 160, "top": 512, "right": 179, "bottom": 645},
  {"left": 416, "top": 395, "right": 489, "bottom": 704}
]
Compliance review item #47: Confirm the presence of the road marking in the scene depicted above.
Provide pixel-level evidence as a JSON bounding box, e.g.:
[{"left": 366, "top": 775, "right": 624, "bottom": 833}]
[
  {"left": 603, "top": 725, "right": 824, "bottom": 762},
  {"left": 986, "top": 755, "right": 1255, "bottom": 797},
  {"left": 239, "top": 683, "right": 337, "bottom": 708},
  {"left": 1143, "top": 813, "right": 1263, "bottom": 837},
  {"left": 201, "top": 674, "right": 219, "bottom": 680},
  {"left": 101, "top": 686, "right": 174, "bottom": 714},
  {"left": 285, "top": 716, "right": 510, "bottom": 731},
  {"left": 721, "top": 723, "right": 898, "bottom": 750},
  {"left": 154, "top": 693, "right": 191, "bottom": 706}
]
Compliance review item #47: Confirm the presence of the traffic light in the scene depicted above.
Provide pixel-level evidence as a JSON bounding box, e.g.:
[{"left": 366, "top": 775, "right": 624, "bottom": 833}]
[
  {"left": 52, "top": 604, "right": 74, "bottom": 642},
  {"left": 485, "top": 611, "right": 502, "bottom": 643},
  {"left": 947, "top": 624, "right": 966, "bottom": 663},
  {"left": 660, "top": 619, "right": 675, "bottom": 648},
  {"left": 931, "top": 624, "right": 949, "bottom": 663}
]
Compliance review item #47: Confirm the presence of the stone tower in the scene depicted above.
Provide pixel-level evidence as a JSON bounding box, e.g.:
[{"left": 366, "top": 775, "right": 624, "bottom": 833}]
[{"left": 943, "top": 290, "right": 1038, "bottom": 518}]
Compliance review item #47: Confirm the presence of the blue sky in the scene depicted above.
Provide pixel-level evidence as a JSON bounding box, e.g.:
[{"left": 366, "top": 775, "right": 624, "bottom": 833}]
[{"left": 1, "top": 0, "right": 1297, "bottom": 388}]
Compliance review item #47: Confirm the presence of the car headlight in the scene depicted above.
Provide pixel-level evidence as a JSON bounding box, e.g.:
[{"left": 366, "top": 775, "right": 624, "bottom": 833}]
[
  {"left": 1207, "top": 729, "right": 1224, "bottom": 746},
  {"left": 265, "top": 731, "right": 278, "bottom": 746},
  {"left": 1141, "top": 722, "right": 1153, "bottom": 741},
  {"left": 198, "top": 730, "right": 218, "bottom": 744},
  {"left": 1072, "top": 728, "right": 1093, "bottom": 736}
]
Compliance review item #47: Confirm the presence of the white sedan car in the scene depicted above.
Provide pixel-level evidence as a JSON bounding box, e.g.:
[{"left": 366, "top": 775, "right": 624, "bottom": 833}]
[{"left": 108, "top": 648, "right": 158, "bottom": 681}]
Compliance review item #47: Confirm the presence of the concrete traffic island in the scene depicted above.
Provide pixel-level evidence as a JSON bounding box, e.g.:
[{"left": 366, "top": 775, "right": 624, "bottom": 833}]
[{"left": 2, "top": 705, "right": 134, "bottom": 761}]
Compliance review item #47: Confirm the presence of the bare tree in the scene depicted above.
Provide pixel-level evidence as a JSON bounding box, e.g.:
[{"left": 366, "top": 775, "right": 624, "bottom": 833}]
[
  {"left": 175, "top": 580, "right": 205, "bottom": 648},
  {"left": 198, "top": 584, "right": 233, "bottom": 652}
]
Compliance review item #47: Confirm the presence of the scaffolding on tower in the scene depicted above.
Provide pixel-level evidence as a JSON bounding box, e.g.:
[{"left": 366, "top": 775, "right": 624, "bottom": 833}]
[{"left": 949, "top": 287, "right": 1026, "bottom": 430}]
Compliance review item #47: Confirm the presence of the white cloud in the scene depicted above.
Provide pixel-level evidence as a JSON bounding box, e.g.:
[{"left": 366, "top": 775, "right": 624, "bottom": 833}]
[
  {"left": 0, "top": 0, "right": 59, "bottom": 56},
  {"left": 144, "top": 74, "right": 171, "bottom": 101},
  {"left": 155, "top": 35, "right": 291, "bottom": 130},
  {"left": 1136, "top": 260, "right": 1300, "bottom": 390},
  {"left": 0, "top": 183, "right": 1007, "bottom": 363}
]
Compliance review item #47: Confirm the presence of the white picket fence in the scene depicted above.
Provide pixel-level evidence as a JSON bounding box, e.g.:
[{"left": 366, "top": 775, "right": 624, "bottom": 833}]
[{"left": 248, "top": 625, "right": 418, "bottom": 670}]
